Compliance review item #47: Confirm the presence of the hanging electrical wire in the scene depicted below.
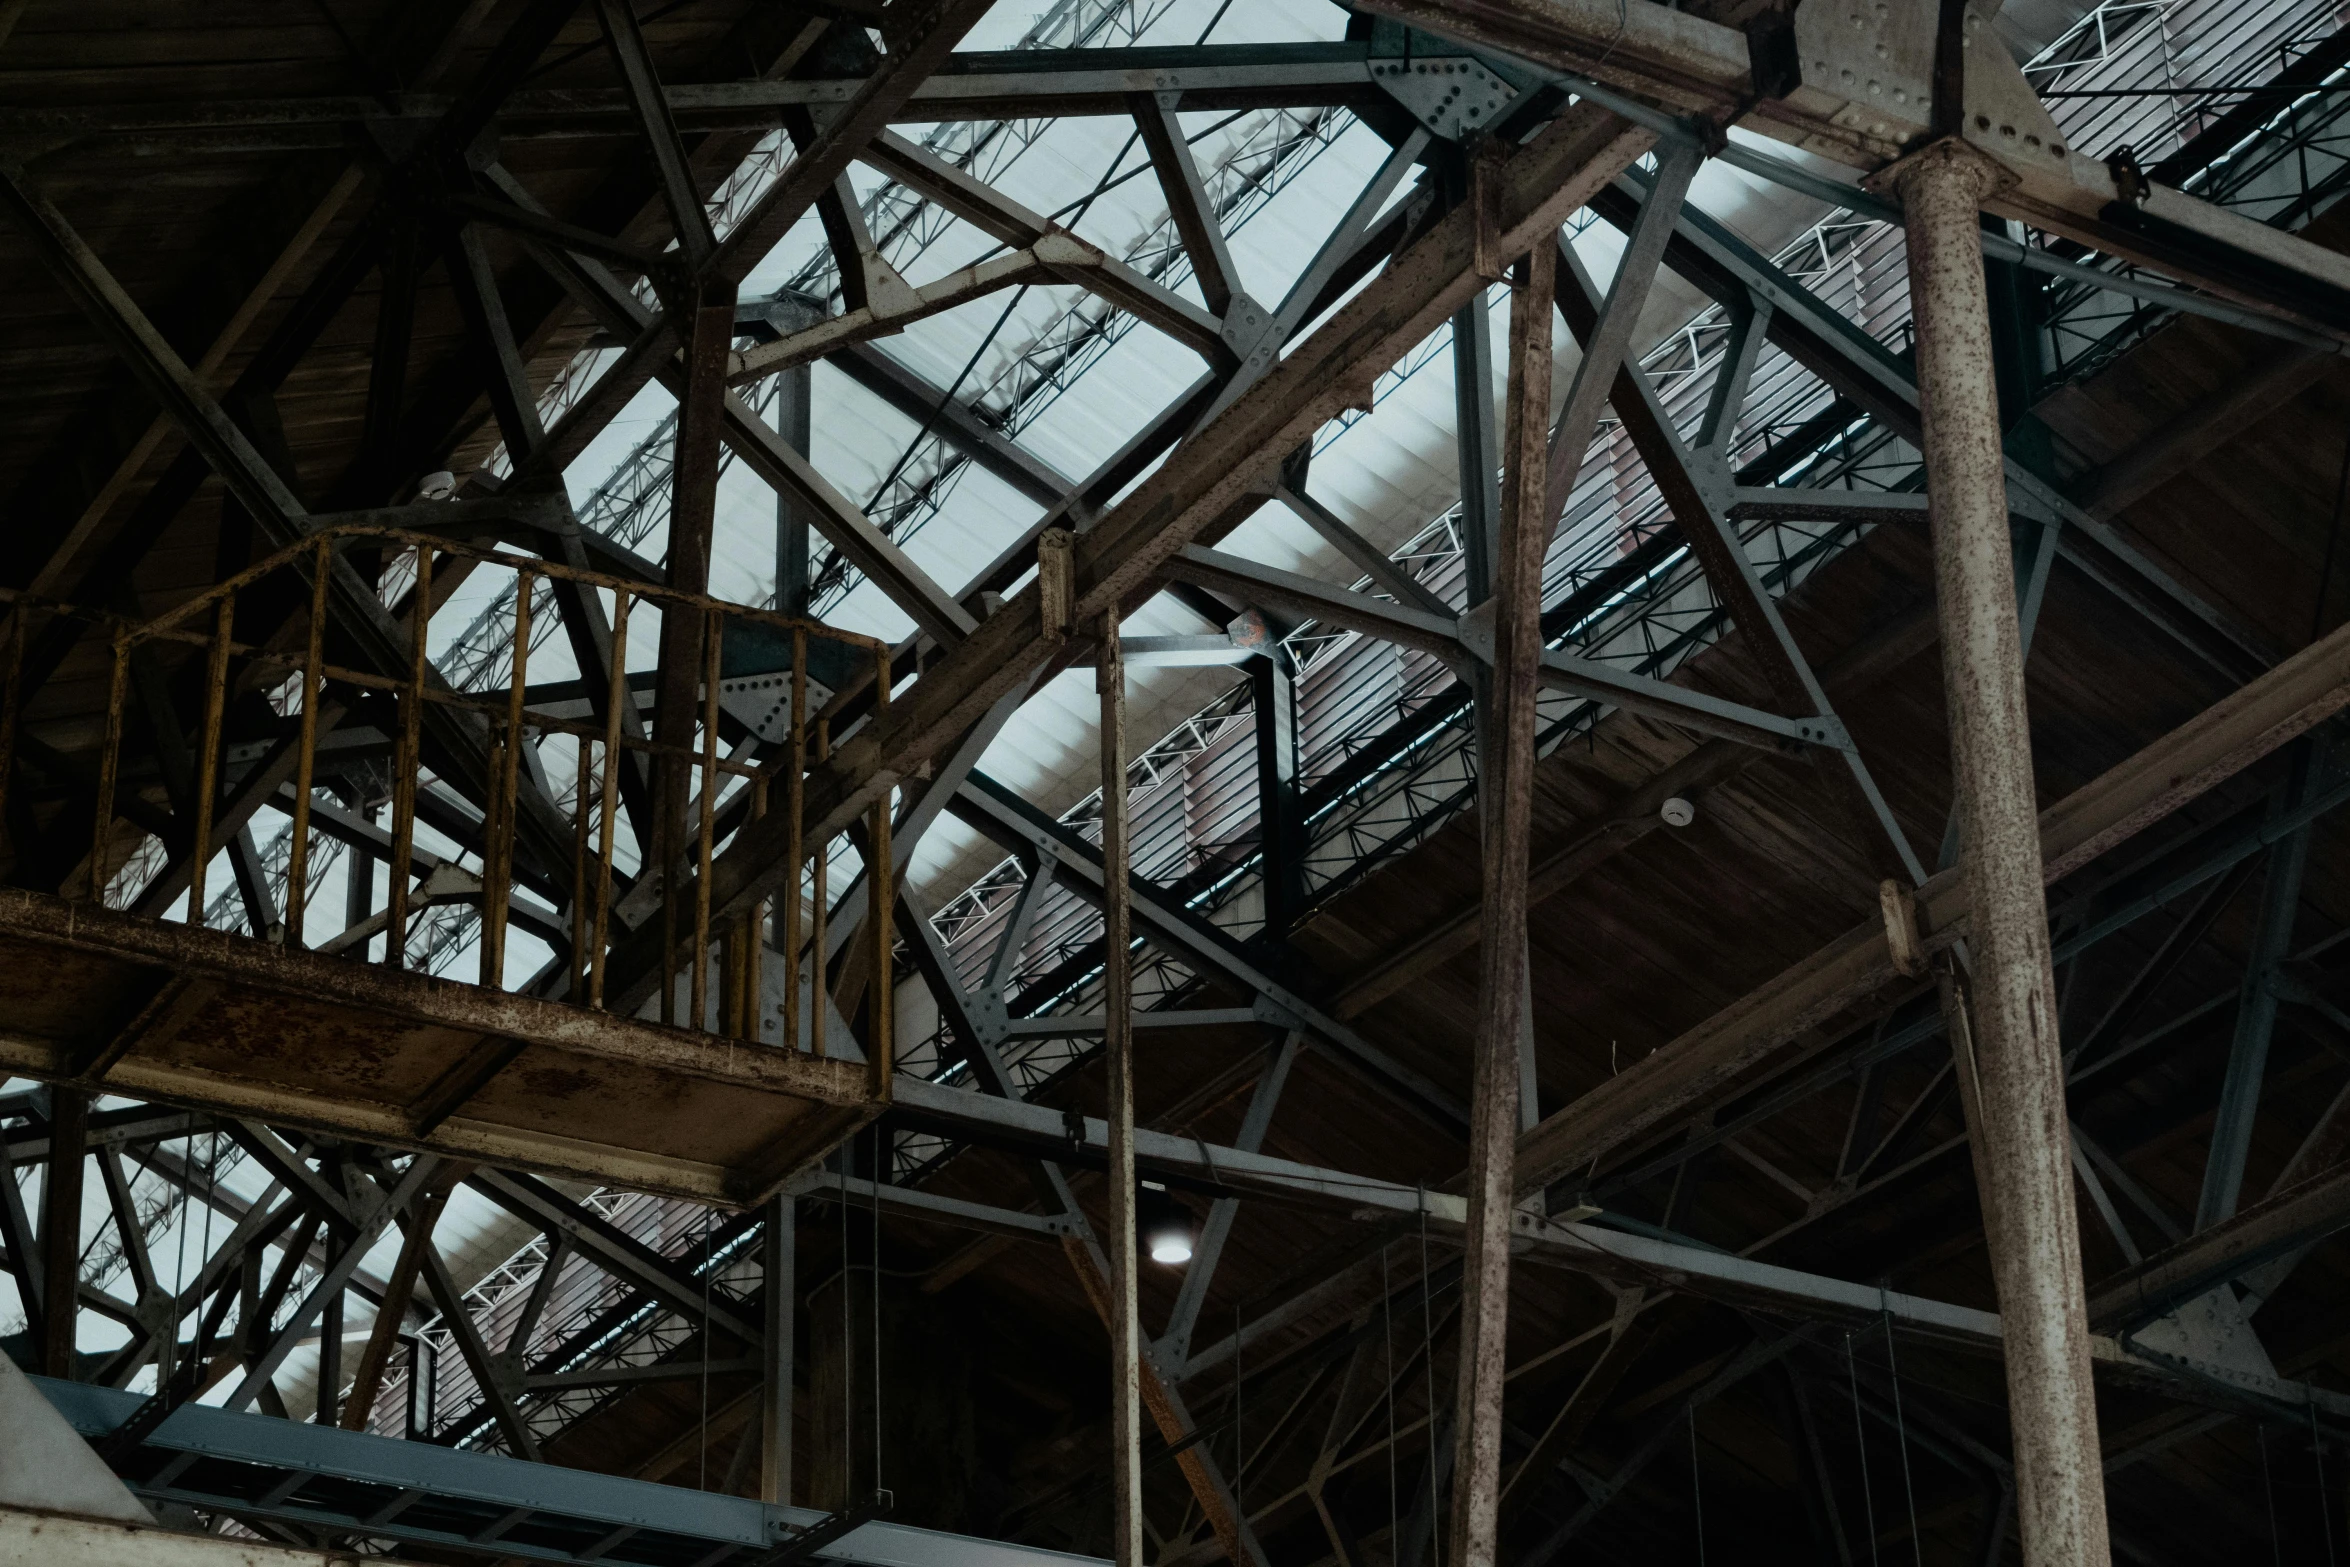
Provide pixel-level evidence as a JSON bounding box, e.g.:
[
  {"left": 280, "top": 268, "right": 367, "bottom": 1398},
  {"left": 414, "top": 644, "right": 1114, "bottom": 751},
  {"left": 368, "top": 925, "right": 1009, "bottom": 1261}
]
[
  {"left": 1689, "top": 1407, "right": 1708, "bottom": 1567},
  {"left": 1382, "top": 1237, "right": 1399, "bottom": 1559},
  {"left": 1847, "top": 1332, "right": 1880, "bottom": 1567}
]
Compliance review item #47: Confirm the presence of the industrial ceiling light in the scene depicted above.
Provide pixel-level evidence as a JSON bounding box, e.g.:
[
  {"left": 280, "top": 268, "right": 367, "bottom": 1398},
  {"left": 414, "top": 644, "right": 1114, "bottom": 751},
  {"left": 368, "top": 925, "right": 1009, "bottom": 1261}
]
[{"left": 1138, "top": 1181, "right": 1194, "bottom": 1266}]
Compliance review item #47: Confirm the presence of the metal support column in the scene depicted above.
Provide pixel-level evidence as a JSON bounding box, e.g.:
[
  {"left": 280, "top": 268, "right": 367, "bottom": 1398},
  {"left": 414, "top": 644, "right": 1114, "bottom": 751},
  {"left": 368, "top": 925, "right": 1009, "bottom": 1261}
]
[
  {"left": 762, "top": 1192, "right": 795, "bottom": 1505},
  {"left": 39, "top": 1087, "right": 88, "bottom": 1378},
  {"left": 1888, "top": 136, "right": 2110, "bottom": 1567},
  {"left": 654, "top": 275, "right": 737, "bottom": 1023},
  {"left": 1451, "top": 241, "right": 1553, "bottom": 1567},
  {"left": 1249, "top": 650, "right": 1302, "bottom": 952},
  {"left": 1099, "top": 605, "right": 1141, "bottom": 1567},
  {"left": 776, "top": 362, "right": 813, "bottom": 620}
]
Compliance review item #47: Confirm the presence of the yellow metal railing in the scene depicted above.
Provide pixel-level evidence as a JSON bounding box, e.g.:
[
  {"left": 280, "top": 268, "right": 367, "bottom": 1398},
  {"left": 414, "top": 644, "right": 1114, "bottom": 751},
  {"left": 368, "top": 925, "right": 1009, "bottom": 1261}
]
[{"left": 42, "top": 524, "right": 892, "bottom": 1067}]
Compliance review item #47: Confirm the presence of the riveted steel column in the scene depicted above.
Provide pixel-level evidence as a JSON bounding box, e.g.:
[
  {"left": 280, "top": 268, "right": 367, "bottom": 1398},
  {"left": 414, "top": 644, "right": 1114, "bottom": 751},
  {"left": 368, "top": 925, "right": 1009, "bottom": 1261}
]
[
  {"left": 761, "top": 1193, "right": 795, "bottom": 1504},
  {"left": 1449, "top": 240, "right": 1553, "bottom": 1567},
  {"left": 1892, "top": 137, "right": 2110, "bottom": 1567},
  {"left": 1099, "top": 605, "right": 1142, "bottom": 1567}
]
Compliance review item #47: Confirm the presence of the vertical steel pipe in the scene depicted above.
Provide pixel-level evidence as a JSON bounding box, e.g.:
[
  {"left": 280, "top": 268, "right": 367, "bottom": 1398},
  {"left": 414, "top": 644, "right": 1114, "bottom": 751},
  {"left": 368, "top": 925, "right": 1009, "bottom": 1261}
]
[
  {"left": 590, "top": 590, "right": 631, "bottom": 1007},
  {"left": 1891, "top": 137, "right": 2110, "bottom": 1567},
  {"left": 40, "top": 1087, "right": 88, "bottom": 1377},
  {"left": 810, "top": 718, "right": 830, "bottom": 1061},
  {"left": 761, "top": 1192, "right": 795, "bottom": 1503},
  {"left": 867, "top": 646, "right": 894, "bottom": 1086},
  {"left": 1099, "top": 605, "right": 1142, "bottom": 1567},
  {"left": 387, "top": 544, "right": 431, "bottom": 968},
  {"left": 1450, "top": 240, "right": 1553, "bottom": 1567},
  {"left": 0, "top": 608, "right": 23, "bottom": 867},
  {"left": 188, "top": 596, "right": 234, "bottom": 924},
  {"left": 575, "top": 733, "right": 594, "bottom": 1005},
  {"left": 284, "top": 541, "right": 329, "bottom": 945},
  {"left": 692, "top": 608, "right": 722, "bottom": 1028},
  {"left": 89, "top": 642, "right": 128, "bottom": 905},
  {"left": 785, "top": 627, "right": 807, "bottom": 1052},
  {"left": 736, "top": 773, "right": 769, "bottom": 1040},
  {"left": 483, "top": 571, "right": 532, "bottom": 988}
]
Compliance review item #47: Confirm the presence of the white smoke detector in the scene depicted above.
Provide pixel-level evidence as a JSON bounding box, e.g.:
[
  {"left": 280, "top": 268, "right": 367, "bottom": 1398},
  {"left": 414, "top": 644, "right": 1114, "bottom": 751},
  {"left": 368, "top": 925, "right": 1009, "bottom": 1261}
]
[
  {"left": 417, "top": 470, "right": 457, "bottom": 501},
  {"left": 1660, "top": 796, "right": 1696, "bottom": 829}
]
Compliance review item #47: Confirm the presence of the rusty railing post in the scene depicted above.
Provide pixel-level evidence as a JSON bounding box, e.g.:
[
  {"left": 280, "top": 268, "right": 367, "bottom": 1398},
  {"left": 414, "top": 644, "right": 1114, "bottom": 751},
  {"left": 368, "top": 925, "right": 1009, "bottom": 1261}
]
[
  {"left": 743, "top": 772, "right": 768, "bottom": 1040},
  {"left": 1887, "top": 134, "right": 2111, "bottom": 1567}
]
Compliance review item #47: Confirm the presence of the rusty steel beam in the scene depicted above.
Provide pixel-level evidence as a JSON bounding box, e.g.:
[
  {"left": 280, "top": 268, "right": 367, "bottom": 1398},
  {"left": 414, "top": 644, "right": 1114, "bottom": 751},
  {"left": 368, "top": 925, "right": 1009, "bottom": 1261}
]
[
  {"left": 0, "top": 887, "right": 875, "bottom": 1202},
  {"left": 1450, "top": 240, "right": 1554, "bottom": 1567},
  {"left": 1353, "top": 0, "right": 2350, "bottom": 338},
  {"left": 1512, "top": 603, "right": 2350, "bottom": 1198},
  {"left": 2089, "top": 1160, "right": 2350, "bottom": 1331},
  {"left": 639, "top": 104, "right": 1655, "bottom": 985}
]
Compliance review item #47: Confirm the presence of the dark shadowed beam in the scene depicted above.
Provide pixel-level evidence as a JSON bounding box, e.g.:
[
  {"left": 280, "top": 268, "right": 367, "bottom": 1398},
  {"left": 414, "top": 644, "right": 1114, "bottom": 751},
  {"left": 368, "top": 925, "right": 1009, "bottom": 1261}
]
[{"left": 0, "top": 168, "right": 575, "bottom": 891}]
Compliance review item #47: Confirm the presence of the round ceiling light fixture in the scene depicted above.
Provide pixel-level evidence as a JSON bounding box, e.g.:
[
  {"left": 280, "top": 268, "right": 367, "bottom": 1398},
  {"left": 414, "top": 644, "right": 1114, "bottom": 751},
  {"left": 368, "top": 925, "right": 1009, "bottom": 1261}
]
[
  {"left": 1138, "top": 1181, "right": 1195, "bottom": 1266},
  {"left": 1660, "top": 796, "right": 1696, "bottom": 829}
]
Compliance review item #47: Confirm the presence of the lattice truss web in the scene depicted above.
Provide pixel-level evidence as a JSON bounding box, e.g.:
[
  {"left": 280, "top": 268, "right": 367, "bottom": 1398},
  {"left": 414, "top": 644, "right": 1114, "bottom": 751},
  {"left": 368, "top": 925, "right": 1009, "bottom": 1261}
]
[{"left": 16, "top": 0, "right": 2350, "bottom": 1504}]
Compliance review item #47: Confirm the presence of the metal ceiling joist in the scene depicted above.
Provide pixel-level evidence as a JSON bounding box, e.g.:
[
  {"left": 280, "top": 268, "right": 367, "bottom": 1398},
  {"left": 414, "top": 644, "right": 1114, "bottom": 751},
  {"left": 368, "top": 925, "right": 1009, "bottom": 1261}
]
[
  {"left": 633, "top": 103, "right": 1658, "bottom": 992},
  {"left": 947, "top": 770, "right": 1473, "bottom": 1140},
  {"left": 1511, "top": 609, "right": 2350, "bottom": 1198},
  {"left": 884, "top": 1075, "right": 2350, "bottom": 1424},
  {"left": 1357, "top": 0, "right": 2350, "bottom": 337}
]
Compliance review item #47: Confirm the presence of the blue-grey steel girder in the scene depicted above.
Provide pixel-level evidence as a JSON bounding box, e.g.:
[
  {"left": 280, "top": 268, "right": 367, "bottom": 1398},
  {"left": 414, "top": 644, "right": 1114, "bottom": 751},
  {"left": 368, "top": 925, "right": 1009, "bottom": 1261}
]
[{"left": 2197, "top": 734, "right": 2331, "bottom": 1231}]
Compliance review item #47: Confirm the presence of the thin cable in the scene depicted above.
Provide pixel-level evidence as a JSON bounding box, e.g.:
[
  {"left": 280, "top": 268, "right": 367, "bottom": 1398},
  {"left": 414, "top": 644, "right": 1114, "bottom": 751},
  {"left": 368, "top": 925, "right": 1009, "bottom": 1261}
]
[
  {"left": 1880, "top": 1308, "right": 1923, "bottom": 1567},
  {"left": 1234, "top": 1296, "right": 1245, "bottom": 1522},
  {"left": 1419, "top": 1190, "right": 1441, "bottom": 1567},
  {"left": 1847, "top": 1333, "right": 1880, "bottom": 1567},
  {"left": 1690, "top": 1407, "right": 1707, "bottom": 1567},
  {"left": 700, "top": 1205, "right": 713, "bottom": 1489},
  {"left": 841, "top": 1147, "right": 853, "bottom": 1505},
  {"left": 872, "top": 1128, "right": 883, "bottom": 1504},
  {"left": 1382, "top": 1239, "right": 1399, "bottom": 1557},
  {"left": 2313, "top": 1399, "right": 2339, "bottom": 1567},
  {"left": 2261, "top": 1424, "right": 2283, "bottom": 1567}
]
